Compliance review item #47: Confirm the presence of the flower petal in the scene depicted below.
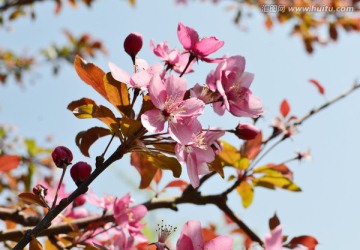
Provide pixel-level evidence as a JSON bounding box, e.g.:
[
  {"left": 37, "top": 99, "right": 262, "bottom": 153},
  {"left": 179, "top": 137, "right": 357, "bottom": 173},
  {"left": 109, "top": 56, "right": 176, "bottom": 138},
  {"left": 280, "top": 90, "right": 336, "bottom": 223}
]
[
  {"left": 177, "top": 22, "right": 199, "bottom": 50},
  {"left": 109, "top": 62, "right": 130, "bottom": 84},
  {"left": 265, "top": 225, "right": 283, "bottom": 250},
  {"left": 178, "top": 220, "right": 204, "bottom": 248},
  {"left": 194, "top": 36, "right": 224, "bottom": 57},
  {"left": 141, "top": 109, "right": 165, "bottom": 133},
  {"left": 165, "top": 75, "right": 187, "bottom": 101},
  {"left": 148, "top": 74, "right": 167, "bottom": 109},
  {"left": 204, "top": 236, "right": 234, "bottom": 250}
]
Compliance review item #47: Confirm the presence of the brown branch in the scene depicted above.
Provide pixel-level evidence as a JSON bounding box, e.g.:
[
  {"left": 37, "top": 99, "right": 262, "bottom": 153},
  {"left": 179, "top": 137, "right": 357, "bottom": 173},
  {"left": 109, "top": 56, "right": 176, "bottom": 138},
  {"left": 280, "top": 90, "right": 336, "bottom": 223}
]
[{"left": 0, "top": 207, "right": 41, "bottom": 227}]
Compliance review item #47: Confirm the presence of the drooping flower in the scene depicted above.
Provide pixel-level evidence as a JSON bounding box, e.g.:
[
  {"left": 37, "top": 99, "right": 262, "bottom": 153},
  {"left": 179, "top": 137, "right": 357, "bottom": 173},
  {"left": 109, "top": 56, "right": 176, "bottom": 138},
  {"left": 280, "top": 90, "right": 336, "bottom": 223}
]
[
  {"left": 175, "top": 120, "right": 224, "bottom": 187},
  {"left": 141, "top": 74, "right": 205, "bottom": 144},
  {"left": 109, "top": 58, "right": 165, "bottom": 90},
  {"left": 150, "top": 39, "right": 194, "bottom": 74},
  {"left": 176, "top": 220, "right": 233, "bottom": 250},
  {"left": 113, "top": 193, "right": 148, "bottom": 243},
  {"left": 177, "top": 22, "right": 225, "bottom": 63},
  {"left": 206, "top": 55, "right": 263, "bottom": 117}
]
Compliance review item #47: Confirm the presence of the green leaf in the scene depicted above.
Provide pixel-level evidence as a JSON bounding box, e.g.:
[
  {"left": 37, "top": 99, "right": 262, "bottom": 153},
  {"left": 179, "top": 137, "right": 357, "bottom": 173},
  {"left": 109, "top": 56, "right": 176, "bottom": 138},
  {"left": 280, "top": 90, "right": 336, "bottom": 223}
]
[
  {"left": 236, "top": 181, "right": 254, "bottom": 208},
  {"left": 103, "top": 73, "right": 131, "bottom": 117},
  {"left": 131, "top": 151, "right": 181, "bottom": 189},
  {"left": 75, "top": 127, "right": 111, "bottom": 157},
  {"left": 253, "top": 175, "right": 301, "bottom": 192}
]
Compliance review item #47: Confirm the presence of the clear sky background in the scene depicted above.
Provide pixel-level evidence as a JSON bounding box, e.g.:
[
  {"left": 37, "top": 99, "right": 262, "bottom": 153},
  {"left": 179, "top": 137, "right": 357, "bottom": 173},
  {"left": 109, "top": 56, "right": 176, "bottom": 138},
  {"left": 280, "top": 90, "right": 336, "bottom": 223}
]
[{"left": 1, "top": 0, "right": 360, "bottom": 249}]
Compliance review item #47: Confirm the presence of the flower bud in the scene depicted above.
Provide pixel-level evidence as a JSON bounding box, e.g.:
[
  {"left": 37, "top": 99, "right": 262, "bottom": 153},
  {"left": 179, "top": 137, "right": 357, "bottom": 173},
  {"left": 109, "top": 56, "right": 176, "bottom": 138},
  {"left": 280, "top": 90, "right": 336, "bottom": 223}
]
[
  {"left": 51, "top": 146, "right": 73, "bottom": 168},
  {"left": 235, "top": 123, "right": 260, "bottom": 140},
  {"left": 124, "top": 32, "right": 143, "bottom": 59},
  {"left": 73, "top": 194, "right": 87, "bottom": 207},
  {"left": 32, "top": 184, "right": 47, "bottom": 197},
  {"left": 70, "top": 162, "right": 92, "bottom": 186}
]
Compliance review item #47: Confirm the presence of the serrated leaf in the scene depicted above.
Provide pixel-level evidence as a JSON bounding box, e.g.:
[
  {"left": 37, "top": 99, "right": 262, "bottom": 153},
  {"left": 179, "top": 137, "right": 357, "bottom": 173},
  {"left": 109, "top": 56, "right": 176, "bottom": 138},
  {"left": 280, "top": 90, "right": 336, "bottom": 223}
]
[
  {"left": 218, "top": 141, "right": 241, "bottom": 167},
  {"left": 30, "top": 237, "right": 43, "bottom": 250},
  {"left": 104, "top": 72, "right": 131, "bottom": 117},
  {"left": 0, "top": 155, "right": 21, "bottom": 172},
  {"left": 73, "top": 55, "right": 107, "bottom": 100},
  {"left": 120, "top": 117, "right": 142, "bottom": 137},
  {"left": 280, "top": 99, "right": 290, "bottom": 118},
  {"left": 18, "top": 192, "right": 48, "bottom": 208},
  {"left": 75, "top": 127, "right": 111, "bottom": 157},
  {"left": 236, "top": 181, "right": 254, "bottom": 208},
  {"left": 253, "top": 176, "right": 301, "bottom": 192},
  {"left": 131, "top": 151, "right": 181, "bottom": 189}
]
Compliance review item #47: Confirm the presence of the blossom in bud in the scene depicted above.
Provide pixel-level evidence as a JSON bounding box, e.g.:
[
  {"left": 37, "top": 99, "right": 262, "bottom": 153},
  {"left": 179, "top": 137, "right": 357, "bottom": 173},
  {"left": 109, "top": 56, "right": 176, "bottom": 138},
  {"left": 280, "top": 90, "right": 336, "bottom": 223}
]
[
  {"left": 33, "top": 184, "right": 47, "bottom": 197},
  {"left": 51, "top": 146, "right": 73, "bottom": 168},
  {"left": 124, "top": 32, "right": 143, "bottom": 60},
  {"left": 73, "top": 194, "right": 87, "bottom": 207},
  {"left": 235, "top": 123, "right": 260, "bottom": 140},
  {"left": 70, "top": 162, "right": 92, "bottom": 186}
]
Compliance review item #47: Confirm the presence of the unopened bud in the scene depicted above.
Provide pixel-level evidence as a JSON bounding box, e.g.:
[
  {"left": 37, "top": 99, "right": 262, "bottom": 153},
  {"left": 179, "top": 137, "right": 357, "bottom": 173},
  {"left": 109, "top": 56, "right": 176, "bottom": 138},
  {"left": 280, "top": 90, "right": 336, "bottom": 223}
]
[
  {"left": 124, "top": 32, "right": 143, "bottom": 60},
  {"left": 235, "top": 123, "right": 260, "bottom": 140},
  {"left": 52, "top": 146, "right": 73, "bottom": 168},
  {"left": 73, "top": 194, "right": 87, "bottom": 207},
  {"left": 33, "top": 184, "right": 47, "bottom": 197},
  {"left": 70, "top": 162, "right": 92, "bottom": 186}
]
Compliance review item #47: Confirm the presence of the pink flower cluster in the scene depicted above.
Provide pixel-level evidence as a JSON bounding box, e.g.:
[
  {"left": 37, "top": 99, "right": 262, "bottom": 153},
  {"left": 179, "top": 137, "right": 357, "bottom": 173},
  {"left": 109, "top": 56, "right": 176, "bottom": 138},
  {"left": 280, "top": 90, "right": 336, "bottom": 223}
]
[{"left": 110, "top": 22, "right": 263, "bottom": 188}]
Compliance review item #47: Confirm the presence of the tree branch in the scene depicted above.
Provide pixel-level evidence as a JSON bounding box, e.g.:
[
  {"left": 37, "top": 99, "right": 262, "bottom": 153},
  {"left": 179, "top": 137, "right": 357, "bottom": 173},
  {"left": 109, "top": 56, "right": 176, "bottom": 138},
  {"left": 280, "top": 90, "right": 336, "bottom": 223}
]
[
  {"left": 0, "top": 0, "right": 45, "bottom": 12},
  {"left": 0, "top": 207, "right": 41, "bottom": 227}
]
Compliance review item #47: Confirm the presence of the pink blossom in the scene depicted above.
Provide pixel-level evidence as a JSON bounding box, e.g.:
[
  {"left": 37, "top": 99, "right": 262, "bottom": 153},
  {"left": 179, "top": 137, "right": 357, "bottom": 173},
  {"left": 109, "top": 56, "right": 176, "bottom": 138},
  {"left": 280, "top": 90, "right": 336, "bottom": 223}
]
[
  {"left": 149, "top": 221, "right": 177, "bottom": 250},
  {"left": 177, "top": 22, "right": 225, "bottom": 63},
  {"left": 150, "top": 39, "right": 194, "bottom": 74},
  {"left": 176, "top": 220, "right": 233, "bottom": 250},
  {"left": 141, "top": 74, "right": 205, "bottom": 144},
  {"left": 109, "top": 58, "right": 164, "bottom": 90},
  {"left": 108, "top": 230, "right": 135, "bottom": 250},
  {"left": 113, "top": 193, "right": 148, "bottom": 243},
  {"left": 206, "top": 55, "right": 263, "bottom": 117},
  {"left": 87, "top": 191, "right": 116, "bottom": 212},
  {"left": 175, "top": 120, "right": 224, "bottom": 187}
]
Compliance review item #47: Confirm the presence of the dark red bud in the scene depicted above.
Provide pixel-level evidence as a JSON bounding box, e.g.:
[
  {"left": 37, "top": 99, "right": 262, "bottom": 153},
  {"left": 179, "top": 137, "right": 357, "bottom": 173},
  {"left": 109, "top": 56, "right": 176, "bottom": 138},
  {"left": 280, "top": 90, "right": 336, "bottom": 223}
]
[
  {"left": 32, "top": 184, "right": 47, "bottom": 197},
  {"left": 70, "top": 161, "right": 92, "bottom": 186},
  {"left": 124, "top": 32, "right": 143, "bottom": 59},
  {"left": 52, "top": 146, "right": 73, "bottom": 168},
  {"left": 73, "top": 194, "right": 87, "bottom": 207},
  {"left": 235, "top": 123, "right": 260, "bottom": 140}
]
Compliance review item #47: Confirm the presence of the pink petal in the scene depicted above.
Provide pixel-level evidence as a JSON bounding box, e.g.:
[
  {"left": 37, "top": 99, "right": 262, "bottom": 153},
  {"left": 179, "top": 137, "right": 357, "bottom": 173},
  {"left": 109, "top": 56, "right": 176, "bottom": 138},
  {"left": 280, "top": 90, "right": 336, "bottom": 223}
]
[
  {"left": 213, "top": 102, "right": 226, "bottom": 116},
  {"left": 178, "top": 97, "right": 205, "bottom": 118},
  {"left": 130, "top": 70, "right": 151, "bottom": 90},
  {"left": 178, "top": 220, "right": 204, "bottom": 248},
  {"left": 165, "top": 75, "right": 187, "bottom": 101},
  {"left": 204, "top": 236, "right": 234, "bottom": 250},
  {"left": 265, "top": 225, "right": 283, "bottom": 250},
  {"left": 226, "top": 55, "right": 246, "bottom": 74},
  {"left": 141, "top": 109, "right": 165, "bottom": 133},
  {"left": 238, "top": 72, "right": 254, "bottom": 89},
  {"left": 196, "top": 162, "right": 210, "bottom": 176},
  {"left": 148, "top": 75, "right": 167, "bottom": 109},
  {"left": 216, "top": 80, "right": 229, "bottom": 110},
  {"left": 169, "top": 122, "right": 194, "bottom": 145},
  {"left": 186, "top": 155, "right": 200, "bottom": 188},
  {"left": 176, "top": 234, "right": 195, "bottom": 250},
  {"left": 194, "top": 37, "right": 224, "bottom": 57},
  {"left": 177, "top": 22, "right": 199, "bottom": 50},
  {"left": 109, "top": 62, "right": 130, "bottom": 84},
  {"left": 130, "top": 205, "right": 147, "bottom": 221},
  {"left": 193, "top": 147, "right": 214, "bottom": 165},
  {"left": 135, "top": 58, "right": 149, "bottom": 71}
]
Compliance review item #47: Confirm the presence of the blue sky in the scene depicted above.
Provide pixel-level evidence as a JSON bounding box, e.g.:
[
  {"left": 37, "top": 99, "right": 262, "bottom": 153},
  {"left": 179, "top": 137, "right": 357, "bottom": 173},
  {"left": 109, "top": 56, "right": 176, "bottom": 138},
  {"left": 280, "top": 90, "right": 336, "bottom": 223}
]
[{"left": 1, "top": 0, "right": 360, "bottom": 249}]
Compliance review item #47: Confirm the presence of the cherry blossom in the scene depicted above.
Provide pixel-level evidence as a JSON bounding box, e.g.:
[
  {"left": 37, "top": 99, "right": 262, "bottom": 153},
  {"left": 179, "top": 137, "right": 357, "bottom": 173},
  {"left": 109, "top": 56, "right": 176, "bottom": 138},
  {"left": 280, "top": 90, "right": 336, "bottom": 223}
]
[
  {"left": 177, "top": 22, "right": 225, "bottom": 63},
  {"left": 141, "top": 74, "right": 204, "bottom": 144},
  {"left": 109, "top": 58, "right": 164, "bottom": 90},
  {"left": 113, "top": 193, "right": 148, "bottom": 243},
  {"left": 176, "top": 220, "right": 233, "bottom": 250},
  {"left": 206, "top": 55, "right": 263, "bottom": 117},
  {"left": 175, "top": 120, "right": 224, "bottom": 188}
]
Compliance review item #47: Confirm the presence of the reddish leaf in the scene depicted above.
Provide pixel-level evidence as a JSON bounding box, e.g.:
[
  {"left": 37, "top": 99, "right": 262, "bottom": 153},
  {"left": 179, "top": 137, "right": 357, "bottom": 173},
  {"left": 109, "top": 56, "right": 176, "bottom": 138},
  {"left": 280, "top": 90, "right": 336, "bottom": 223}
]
[
  {"left": 265, "top": 15, "right": 273, "bottom": 30},
  {"left": 30, "top": 237, "right": 43, "bottom": 250},
  {"left": 164, "top": 179, "right": 189, "bottom": 191},
  {"left": 75, "top": 127, "right": 111, "bottom": 157},
  {"left": 0, "top": 155, "right": 21, "bottom": 172},
  {"left": 73, "top": 55, "right": 107, "bottom": 101},
  {"left": 284, "top": 235, "right": 318, "bottom": 250},
  {"left": 280, "top": 99, "right": 290, "bottom": 118},
  {"left": 18, "top": 192, "right": 48, "bottom": 208},
  {"left": 154, "top": 169, "right": 162, "bottom": 184},
  {"left": 309, "top": 79, "right": 325, "bottom": 95},
  {"left": 269, "top": 213, "right": 280, "bottom": 231},
  {"left": 131, "top": 152, "right": 181, "bottom": 189},
  {"left": 202, "top": 224, "right": 218, "bottom": 242},
  {"left": 242, "top": 131, "right": 262, "bottom": 160},
  {"left": 329, "top": 23, "right": 338, "bottom": 41}
]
